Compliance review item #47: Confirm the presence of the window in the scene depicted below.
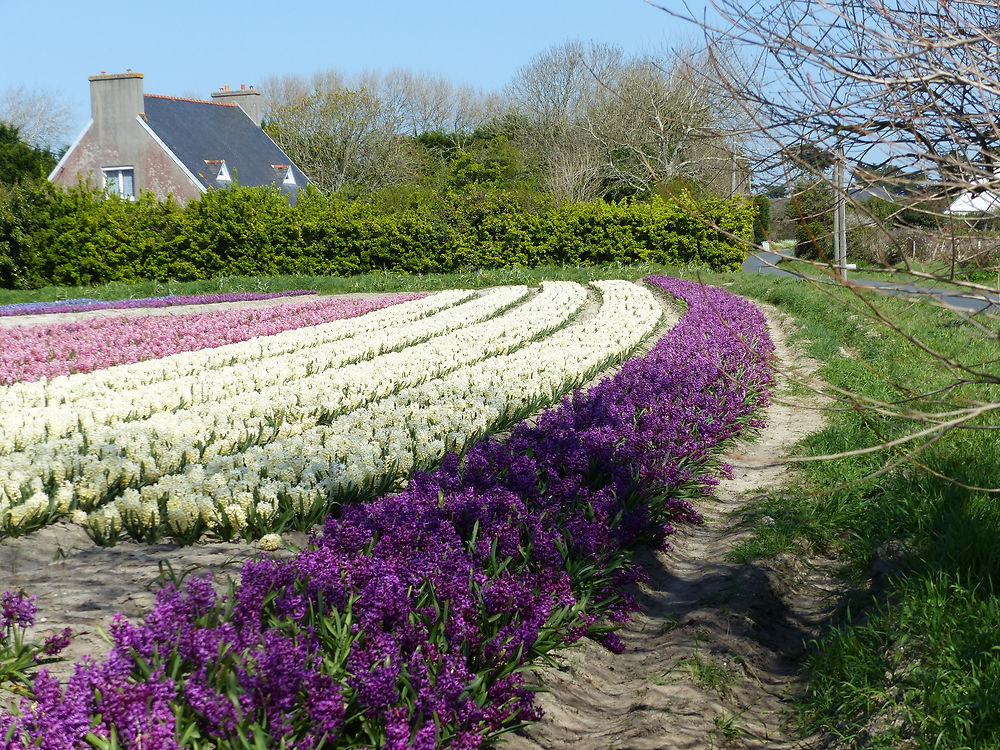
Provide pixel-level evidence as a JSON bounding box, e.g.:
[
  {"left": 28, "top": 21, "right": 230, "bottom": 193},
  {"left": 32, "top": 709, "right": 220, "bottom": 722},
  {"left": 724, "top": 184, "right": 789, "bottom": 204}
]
[
  {"left": 102, "top": 167, "right": 135, "bottom": 200},
  {"left": 271, "top": 164, "right": 295, "bottom": 186},
  {"left": 205, "top": 159, "right": 231, "bottom": 182}
]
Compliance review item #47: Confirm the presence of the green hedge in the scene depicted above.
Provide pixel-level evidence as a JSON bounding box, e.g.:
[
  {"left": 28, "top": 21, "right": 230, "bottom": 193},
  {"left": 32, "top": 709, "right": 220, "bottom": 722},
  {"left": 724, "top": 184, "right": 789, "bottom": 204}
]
[{"left": 0, "top": 182, "right": 753, "bottom": 289}]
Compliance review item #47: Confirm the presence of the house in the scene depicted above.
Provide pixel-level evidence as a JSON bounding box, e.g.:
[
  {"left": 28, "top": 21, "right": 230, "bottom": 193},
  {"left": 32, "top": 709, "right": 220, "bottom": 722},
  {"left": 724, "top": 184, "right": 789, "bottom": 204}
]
[
  {"left": 946, "top": 179, "right": 1000, "bottom": 215},
  {"left": 48, "top": 71, "right": 309, "bottom": 204}
]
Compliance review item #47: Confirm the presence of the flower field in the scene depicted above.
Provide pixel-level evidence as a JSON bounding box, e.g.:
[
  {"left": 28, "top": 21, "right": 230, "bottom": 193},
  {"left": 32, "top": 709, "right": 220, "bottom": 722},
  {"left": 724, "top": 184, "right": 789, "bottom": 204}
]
[
  {"left": 0, "top": 277, "right": 774, "bottom": 748},
  {"left": 0, "top": 293, "right": 425, "bottom": 385}
]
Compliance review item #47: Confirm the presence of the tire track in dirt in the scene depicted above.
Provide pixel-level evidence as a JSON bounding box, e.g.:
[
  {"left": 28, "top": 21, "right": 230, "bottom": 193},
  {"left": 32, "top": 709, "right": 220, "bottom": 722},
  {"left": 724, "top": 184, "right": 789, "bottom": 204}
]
[{"left": 506, "top": 301, "right": 838, "bottom": 750}]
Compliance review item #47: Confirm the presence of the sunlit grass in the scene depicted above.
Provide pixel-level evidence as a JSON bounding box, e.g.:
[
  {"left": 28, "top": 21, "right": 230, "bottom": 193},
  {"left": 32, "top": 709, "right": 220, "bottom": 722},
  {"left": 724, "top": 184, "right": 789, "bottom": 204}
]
[{"left": 713, "top": 275, "right": 1000, "bottom": 748}]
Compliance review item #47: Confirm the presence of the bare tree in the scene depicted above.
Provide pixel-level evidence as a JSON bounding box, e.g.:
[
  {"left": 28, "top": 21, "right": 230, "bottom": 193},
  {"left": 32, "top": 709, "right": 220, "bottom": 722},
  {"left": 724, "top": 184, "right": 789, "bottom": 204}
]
[
  {"left": 505, "top": 40, "right": 752, "bottom": 201},
  {"left": 264, "top": 84, "right": 416, "bottom": 193},
  {"left": 372, "top": 70, "right": 494, "bottom": 140},
  {"left": 259, "top": 70, "right": 346, "bottom": 121},
  {"left": 582, "top": 49, "right": 752, "bottom": 197},
  {"left": 0, "top": 85, "right": 72, "bottom": 150},
  {"left": 654, "top": 0, "right": 1000, "bottom": 484},
  {"left": 506, "top": 41, "right": 624, "bottom": 202}
]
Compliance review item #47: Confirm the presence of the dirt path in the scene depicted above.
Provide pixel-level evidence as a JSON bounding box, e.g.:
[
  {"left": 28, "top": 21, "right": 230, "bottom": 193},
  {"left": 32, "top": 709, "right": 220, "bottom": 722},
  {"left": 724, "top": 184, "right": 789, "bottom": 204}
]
[{"left": 506, "top": 303, "right": 838, "bottom": 750}]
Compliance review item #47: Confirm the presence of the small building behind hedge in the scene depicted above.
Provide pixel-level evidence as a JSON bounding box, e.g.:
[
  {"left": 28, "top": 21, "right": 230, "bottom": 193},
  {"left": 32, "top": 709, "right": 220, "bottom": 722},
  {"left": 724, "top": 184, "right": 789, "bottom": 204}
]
[{"left": 49, "top": 71, "right": 309, "bottom": 204}]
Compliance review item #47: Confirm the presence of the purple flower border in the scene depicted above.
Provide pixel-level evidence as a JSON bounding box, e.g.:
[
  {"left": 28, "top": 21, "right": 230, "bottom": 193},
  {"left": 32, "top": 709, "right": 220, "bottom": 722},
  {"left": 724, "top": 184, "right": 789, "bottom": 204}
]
[{"left": 0, "top": 290, "right": 317, "bottom": 317}]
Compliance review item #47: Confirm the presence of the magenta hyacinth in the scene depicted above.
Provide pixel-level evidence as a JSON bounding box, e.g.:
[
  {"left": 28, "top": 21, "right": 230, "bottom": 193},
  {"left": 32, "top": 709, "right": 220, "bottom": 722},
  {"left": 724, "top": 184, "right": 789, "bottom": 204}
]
[{"left": 0, "top": 293, "right": 425, "bottom": 385}]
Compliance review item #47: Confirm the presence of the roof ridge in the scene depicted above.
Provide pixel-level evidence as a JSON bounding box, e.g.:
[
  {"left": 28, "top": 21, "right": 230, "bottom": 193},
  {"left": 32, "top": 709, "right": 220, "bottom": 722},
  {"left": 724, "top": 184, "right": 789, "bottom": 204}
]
[{"left": 144, "top": 93, "right": 236, "bottom": 107}]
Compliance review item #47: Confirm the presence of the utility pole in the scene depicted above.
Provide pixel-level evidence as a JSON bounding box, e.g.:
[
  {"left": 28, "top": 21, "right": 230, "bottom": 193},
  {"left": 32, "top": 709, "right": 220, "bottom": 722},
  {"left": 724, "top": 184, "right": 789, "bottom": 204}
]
[{"left": 833, "top": 147, "right": 848, "bottom": 280}]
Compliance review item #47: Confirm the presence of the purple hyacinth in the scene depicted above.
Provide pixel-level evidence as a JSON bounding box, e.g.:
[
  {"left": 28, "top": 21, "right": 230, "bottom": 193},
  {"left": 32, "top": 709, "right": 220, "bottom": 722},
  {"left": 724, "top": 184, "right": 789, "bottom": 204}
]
[{"left": 0, "top": 591, "right": 36, "bottom": 631}]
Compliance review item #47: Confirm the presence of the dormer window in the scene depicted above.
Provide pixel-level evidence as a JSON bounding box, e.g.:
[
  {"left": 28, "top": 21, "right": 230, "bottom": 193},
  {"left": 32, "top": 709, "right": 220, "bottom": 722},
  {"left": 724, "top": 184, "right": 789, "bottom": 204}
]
[
  {"left": 205, "top": 159, "right": 231, "bottom": 182},
  {"left": 272, "top": 164, "right": 295, "bottom": 186},
  {"left": 102, "top": 166, "right": 135, "bottom": 200}
]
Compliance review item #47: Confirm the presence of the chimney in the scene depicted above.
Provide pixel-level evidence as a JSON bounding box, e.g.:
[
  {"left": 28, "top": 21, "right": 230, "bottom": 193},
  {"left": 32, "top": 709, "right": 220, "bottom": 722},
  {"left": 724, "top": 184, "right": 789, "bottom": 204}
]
[
  {"left": 89, "top": 71, "right": 144, "bottom": 133},
  {"left": 211, "top": 84, "right": 262, "bottom": 126}
]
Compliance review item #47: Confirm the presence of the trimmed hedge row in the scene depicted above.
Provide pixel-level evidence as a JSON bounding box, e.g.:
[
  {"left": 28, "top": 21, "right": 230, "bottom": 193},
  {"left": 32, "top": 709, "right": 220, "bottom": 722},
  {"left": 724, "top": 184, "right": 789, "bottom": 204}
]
[{"left": 0, "top": 183, "right": 754, "bottom": 288}]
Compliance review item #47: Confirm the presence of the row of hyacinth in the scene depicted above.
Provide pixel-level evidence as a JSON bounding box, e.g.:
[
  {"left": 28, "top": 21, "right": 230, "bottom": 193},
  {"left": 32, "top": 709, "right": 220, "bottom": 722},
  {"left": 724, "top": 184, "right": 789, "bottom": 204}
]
[
  {"left": 0, "top": 277, "right": 774, "bottom": 749},
  {"left": 0, "top": 299, "right": 98, "bottom": 314},
  {"left": 0, "top": 290, "right": 316, "bottom": 318},
  {"left": 0, "top": 293, "right": 424, "bottom": 385}
]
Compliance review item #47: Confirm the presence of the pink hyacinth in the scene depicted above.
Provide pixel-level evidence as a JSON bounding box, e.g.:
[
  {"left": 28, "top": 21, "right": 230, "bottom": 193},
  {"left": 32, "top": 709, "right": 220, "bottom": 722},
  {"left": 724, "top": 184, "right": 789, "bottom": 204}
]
[{"left": 0, "top": 294, "right": 425, "bottom": 385}]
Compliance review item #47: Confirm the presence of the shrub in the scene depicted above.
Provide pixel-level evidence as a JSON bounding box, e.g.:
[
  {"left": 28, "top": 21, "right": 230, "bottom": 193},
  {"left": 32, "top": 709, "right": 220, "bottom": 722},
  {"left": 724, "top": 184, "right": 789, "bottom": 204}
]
[
  {"left": 753, "top": 195, "right": 771, "bottom": 245},
  {"left": 791, "top": 180, "right": 834, "bottom": 260},
  {"left": 0, "top": 185, "right": 754, "bottom": 288}
]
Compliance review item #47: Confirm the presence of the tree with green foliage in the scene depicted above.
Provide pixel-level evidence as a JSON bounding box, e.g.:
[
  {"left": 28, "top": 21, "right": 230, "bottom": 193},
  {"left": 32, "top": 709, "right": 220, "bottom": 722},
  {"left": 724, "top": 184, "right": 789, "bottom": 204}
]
[
  {"left": 752, "top": 194, "right": 770, "bottom": 245},
  {"left": 0, "top": 122, "right": 56, "bottom": 186},
  {"left": 446, "top": 136, "right": 536, "bottom": 192},
  {"left": 789, "top": 178, "right": 833, "bottom": 260}
]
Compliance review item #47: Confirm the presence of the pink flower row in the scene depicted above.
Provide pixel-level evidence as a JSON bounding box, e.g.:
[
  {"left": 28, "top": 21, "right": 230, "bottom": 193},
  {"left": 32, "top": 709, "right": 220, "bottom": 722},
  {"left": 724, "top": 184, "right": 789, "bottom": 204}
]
[{"left": 0, "top": 294, "right": 425, "bottom": 385}]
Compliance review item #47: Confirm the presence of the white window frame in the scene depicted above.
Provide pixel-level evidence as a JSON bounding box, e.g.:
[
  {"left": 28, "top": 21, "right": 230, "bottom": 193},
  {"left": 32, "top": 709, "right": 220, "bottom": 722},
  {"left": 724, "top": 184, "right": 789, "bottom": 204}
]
[
  {"left": 206, "top": 160, "right": 231, "bottom": 182},
  {"left": 102, "top": 166, "right": 136, "bottom": 200},
  {"left": 272, "top": 164, "right": 296, "bottom": 186}
]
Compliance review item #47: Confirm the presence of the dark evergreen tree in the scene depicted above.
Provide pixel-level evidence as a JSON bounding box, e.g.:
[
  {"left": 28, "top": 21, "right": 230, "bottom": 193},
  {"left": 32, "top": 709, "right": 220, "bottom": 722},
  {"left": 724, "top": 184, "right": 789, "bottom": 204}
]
[{"left": 0, "top": 122, "right": 56, "bottom": 186}]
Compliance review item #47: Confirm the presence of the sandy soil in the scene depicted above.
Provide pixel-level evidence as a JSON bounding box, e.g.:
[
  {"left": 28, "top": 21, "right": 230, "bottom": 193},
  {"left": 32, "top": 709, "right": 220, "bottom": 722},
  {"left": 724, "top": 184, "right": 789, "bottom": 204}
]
[{"left": 505, "top": 302, "right": 838, "bottom": 750}]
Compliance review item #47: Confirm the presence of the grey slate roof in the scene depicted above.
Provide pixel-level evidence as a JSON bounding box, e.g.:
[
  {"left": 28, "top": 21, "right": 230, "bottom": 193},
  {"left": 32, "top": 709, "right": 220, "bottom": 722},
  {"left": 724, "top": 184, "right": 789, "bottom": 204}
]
[{"left": 142, "top": 95, "right": 309, "bottom": 201}]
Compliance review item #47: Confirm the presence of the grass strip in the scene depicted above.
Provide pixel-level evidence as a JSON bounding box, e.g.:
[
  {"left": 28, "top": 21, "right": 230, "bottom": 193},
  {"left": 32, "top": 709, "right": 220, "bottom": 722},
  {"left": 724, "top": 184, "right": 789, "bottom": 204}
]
[{"left": 698, "top": 272, "right": 1000, "bottom": 749}]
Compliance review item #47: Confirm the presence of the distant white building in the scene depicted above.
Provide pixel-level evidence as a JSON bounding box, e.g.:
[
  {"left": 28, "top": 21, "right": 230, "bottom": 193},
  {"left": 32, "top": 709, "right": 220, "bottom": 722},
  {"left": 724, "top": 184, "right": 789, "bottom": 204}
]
[{"left": 947, "top": 179, "right": 1000, "bottom": 215}]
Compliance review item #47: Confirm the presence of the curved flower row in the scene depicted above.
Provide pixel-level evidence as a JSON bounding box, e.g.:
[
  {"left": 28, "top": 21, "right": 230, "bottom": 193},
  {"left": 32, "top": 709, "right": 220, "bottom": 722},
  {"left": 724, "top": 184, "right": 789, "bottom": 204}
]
[
  {"left": 0, "top": 291, "right": 472, "bottom": 446},
  {"left": 0, "top": 289, "right": 519, "bottom": 479},
  {"left": 0, "top": 292, "right": 426, "bottom": 388},
  {"left": 0, "top": 298, "right": 98, "bottom": 314},
  {"left": 0, "top": 288, "right": 542, "bottom": 535},
  {"left": 0, "top": 277, "right": 774, "bottom": 749},
  {"left": 84, "top": 281, "right": 661, "bottom": 545},
  {"left": 0, "top": 290, "right": 316, "bottom": 318}
]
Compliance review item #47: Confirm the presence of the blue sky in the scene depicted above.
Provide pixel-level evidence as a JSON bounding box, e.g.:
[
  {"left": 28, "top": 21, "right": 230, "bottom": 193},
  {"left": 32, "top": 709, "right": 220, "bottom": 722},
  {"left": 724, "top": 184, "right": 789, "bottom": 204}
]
[{"left": 5, "top": 0, "right": 701, "bottom": 145}]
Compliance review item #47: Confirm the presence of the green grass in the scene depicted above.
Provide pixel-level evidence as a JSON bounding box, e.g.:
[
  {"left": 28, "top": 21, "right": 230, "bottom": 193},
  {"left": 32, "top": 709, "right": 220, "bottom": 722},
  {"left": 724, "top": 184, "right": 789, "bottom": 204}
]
[
  {"left": 658, "top": 652, "right": 740, "bottom": 698},
  {"left": 0, "top": 262, "right": 700, "bottom": 305},
  {"left": 713, "top": 710, "right": 748, "bottom": 742},
  {"left": 700, "top": 274, "right": 1000, "bottom": 748}
]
